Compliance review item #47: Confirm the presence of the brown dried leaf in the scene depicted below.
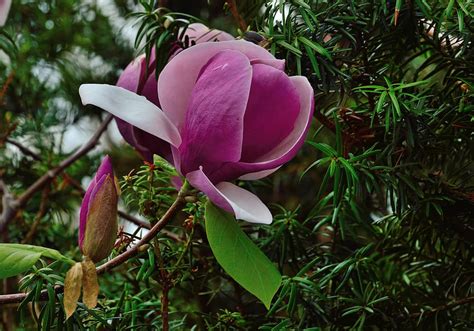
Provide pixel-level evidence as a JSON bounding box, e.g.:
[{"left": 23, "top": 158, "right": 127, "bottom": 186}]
[
  {"left": 64, "top": 262, "right": 83, "bottom": 319},
  {"left": 81, "top": 258, "right": 99, "bottom": 309}
]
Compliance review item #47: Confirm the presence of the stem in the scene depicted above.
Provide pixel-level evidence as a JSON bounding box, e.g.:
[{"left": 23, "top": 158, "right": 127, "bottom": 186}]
[
  {"left": 161, "top": 286, "right": 169, "bottom": 331},
  {"left": 0, "top": 181, "right": 190, "bottom": 305},
  {"left": 97, "top": 181, "right": 189, "bottom": 275},
  {"left": 227, "top": 0, "right": 247, "bottom": 31},
  {"left": 409, "top": 296, "right": 474, "bottom": 318},
  {"left": 21, "top": 187, "right": 50, "bottom": 244},
  {"left": 0, "top": 115, "right": 113, "bottom": 234}
]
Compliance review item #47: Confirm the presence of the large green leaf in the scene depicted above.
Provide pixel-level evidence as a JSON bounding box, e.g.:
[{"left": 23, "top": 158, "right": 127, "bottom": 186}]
[
  {"left": 0, "top": 244, "right": 74, "bottom": 279},
  {"left": 205, "top": 202, "right": 282, "bottom": 309}
]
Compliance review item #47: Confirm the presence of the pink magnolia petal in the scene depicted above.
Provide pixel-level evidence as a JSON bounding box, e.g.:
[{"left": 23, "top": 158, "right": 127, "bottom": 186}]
[
  {"left": 187, "top": 167, "right": 272, "bottom": 224},
  {"left": 131, "top": 128, "right": 172, "bottom": 162},
  {"left": 158, "top": 40, "right": 277, "bottom": 131},
  {"left": 116, "top": 54, "right": 146, "bottom": 93},
  {"left": 238, "top": 167, "right": 281, "bottom": 180},
  {"left": 115, "top": 53, "right": 167, "bottom": 162},
  {"left": 0, "top": 0, "right": 12, "bottom": 26},
  {"left": 250, "top": 58, "right": 285, "bottom": 71},
  {"left": 178, "top": 50, "right": 252, "bottom": 175},
  {"left": 181, "top": 23, "right": 234, "bottom": 43},
  {"left": 241, "top": 63, "right": 300, "bottom": 161},
  {"left": 209, "top": 75, "right": 314, "bottom": 182},
  {"left": 79, "top": 84, "right": 181, "bottom": 147}
]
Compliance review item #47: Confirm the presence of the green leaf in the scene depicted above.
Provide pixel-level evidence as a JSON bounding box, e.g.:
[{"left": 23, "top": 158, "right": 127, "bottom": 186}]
[
  {"left": 0, "top": 244, "right": 74, "bottom": 279},
  {"left": 205, "top": 202, "right": 282, "bottom": 309},
  {"left": 298, "top": 36, "right": 333, "bottom": 60}
]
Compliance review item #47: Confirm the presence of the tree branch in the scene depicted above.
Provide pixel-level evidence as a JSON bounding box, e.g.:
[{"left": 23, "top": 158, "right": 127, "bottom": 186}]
[
  {"left": 0, "top": 115, "right": 113, "bottom": 234},
  {"left": 410, "top": 296, "right": 474, "bottom": 318},
  {"left": 0, "top": 182, "right": 189, "bottom": 305},
  {"left": 4, "top": 138, "right": 42, "bottom": 161},
  {"left": 227, "top": 0, "right": 247, "bottom": 31}
]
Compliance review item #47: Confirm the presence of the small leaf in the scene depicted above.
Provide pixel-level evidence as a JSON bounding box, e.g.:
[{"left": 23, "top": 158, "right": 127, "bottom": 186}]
[
  {"left": 0, "top": 243, "right": 74, "bottom": 265},
  {"left": 0, "top": 248, "right": 41, "bottom": 279},
  {"left": 64, "top": 262, "right": 83, "bottom": 319},
  {"left": 0, "top": 244, "right": 74, "bottom": 279},
  {"left": 205, "top": 202, "right": 282, "bottom": 309},
  {"left": 81, "top": 258, "right": 99, "bottom": 309}
]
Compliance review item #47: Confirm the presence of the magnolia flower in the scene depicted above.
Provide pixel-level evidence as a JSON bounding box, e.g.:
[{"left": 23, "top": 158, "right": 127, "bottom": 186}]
[
  {"left": 115, "top": 23, "right": 233, "bottom": 161},
  {"left": 0, "top": 0, "right": 12, "bottom": 26},
  {"left": 80, "top": 40, "right": 314, "bottom": 224},
  {"left": 79, "top": 156, "right": 118, "bottom": 263}
]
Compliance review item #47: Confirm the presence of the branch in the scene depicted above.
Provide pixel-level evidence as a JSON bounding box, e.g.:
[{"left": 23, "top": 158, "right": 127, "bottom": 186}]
[
  {"left": 410, "top": 296, "right": 474, "bottom": 318},
  {"left": 0, "top": 180, "right": 16, "bottom": 239},
  {"left": 227, "top": 0, "right": 247, "bottom": 31},
  {"left": 4, "top": 138, "right": 42, "bottom": 161},
  {"left": 3, "top": 123, "right": 180, "bottom": 240},
  {"left": 0, "top": 115, "right": 113, "bottom": 233},
  {"left": 97, "top": 182, "right": 189, "bottom": 275},
  {"left": 21, "top": 187, "right": 50, "bottom": 244},
  {"left": 0, "top": 182, "right": 189, "bottom": 305}
]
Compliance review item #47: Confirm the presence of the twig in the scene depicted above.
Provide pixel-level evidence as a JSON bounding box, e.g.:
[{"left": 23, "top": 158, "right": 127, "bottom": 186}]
[
  {"left": 3, "top": 126, "right": 180, "bottom": 240},
  {"left": 4, "top": 138, "right": 42, "bottom": 161},
  {"left": 0, "top": 115, "right": 113, "bottom": 234},
  {"left": 410, "top": 296, "right": 474, "bottom": 318},
  {"left": 21, "top": 187, "right": 50, "bottom": 244},
  {"left": 227, "top": 0, "right": 247, "bottom": 31},
  {"left": 0, "top": 182, "right": 189, "bottom": 305},
  {"left": 0, "top": 180, "right": 16, "bottom": 240},
  {"left": 97, "top": 182, "right": 188, "bottom": 275},
  {"left": 161, "top": 286, "right": 170, "bottom": 331}
]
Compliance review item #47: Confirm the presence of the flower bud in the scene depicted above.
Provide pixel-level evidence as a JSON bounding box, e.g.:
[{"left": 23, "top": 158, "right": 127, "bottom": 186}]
[{"left": 79, "top": 156, "right": 118, "bottom": 263}]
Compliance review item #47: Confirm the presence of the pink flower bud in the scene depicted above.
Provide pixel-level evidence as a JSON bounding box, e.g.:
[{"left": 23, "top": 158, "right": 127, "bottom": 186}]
[{"left": 79, "top": 156, "right": 118, "bottom": 263}]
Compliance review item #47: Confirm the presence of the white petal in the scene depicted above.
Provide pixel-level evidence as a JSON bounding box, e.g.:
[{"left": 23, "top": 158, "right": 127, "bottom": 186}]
[
  {"left": 79, "top": 84, "right": 181, "bottom": 147},
  {"left": 186, "top": 167, "right": 272, "bottom": 224},
  {"left": 238, "top": 167, "right": 281, "bottom": 180},
  {"left": 216, "top": 182, "right": 273, "bottom": 224}
]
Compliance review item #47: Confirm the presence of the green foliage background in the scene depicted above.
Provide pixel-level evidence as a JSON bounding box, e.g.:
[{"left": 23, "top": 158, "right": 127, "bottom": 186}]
[{"left": 0, "top": 0, "right": 473, "bottom": 330}]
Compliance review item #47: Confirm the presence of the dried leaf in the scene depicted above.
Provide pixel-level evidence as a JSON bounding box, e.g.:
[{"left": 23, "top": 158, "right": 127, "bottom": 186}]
[
  {"left": 81, "top": 258, "right": 99, "bottom": 309},
  {"left": 64, "top": 262, "right": 83, "bottom": 319}
]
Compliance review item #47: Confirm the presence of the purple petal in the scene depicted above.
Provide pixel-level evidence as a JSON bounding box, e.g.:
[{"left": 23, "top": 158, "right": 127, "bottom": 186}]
[
  {"left": 78, "top": 181, "right": 94, "bottom": 248},
  {"left": 238, "top": 167, "right": 282, "bottom": 180},
  {"left": 158, "top": 40, "right": 277, "bottom": 131},
  {"left": 116, "top": 54, "right": 147, "bottom": 93},
  {"left": 250, "top": 58, "right": 285, "bottom": 71},
  {"left": 115, "top": 53, "right": 168, "bottom": 162},
  {"left": 178, "top": 50, "right": 252, "bottom": 175},
  {"left": 95, "top": 155, "right": 113, "bottom": 181},
  {"left": 184, "top": 23, "right": 234, "bottom": 43},
  {"left": 131, "top": 128, "right": 173, "bottom": 162},
  {"left": 79, "top": 84, "right": 182, "bottom": 147},
  {"left": 186, "top": 167, "right": 272, "bottom": 224},
  {"left": 241, "top": 63, "right": 300, "bottom": 161},
  {"left": 209, "top": 76, "right": 314, "bottom": 182}
]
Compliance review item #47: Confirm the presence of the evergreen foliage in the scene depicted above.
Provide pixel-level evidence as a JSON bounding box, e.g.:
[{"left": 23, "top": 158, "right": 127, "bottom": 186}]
[{"left": 0, "top": 0, "right": 472, "bottom": 330}]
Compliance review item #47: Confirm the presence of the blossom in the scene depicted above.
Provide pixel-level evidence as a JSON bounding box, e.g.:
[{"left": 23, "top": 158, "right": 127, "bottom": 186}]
[
  {"left": 115, "top": 23, "right": 233, "bottom": 161},
  {"left": 79, "top": 155, "right": 118, "bottom": 263},
  {"left": 79, "top": 40, "right": 314, "bottom": 224},
  {"left": 0, "top": 0, "right": 12, "bottom": 26}
]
